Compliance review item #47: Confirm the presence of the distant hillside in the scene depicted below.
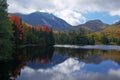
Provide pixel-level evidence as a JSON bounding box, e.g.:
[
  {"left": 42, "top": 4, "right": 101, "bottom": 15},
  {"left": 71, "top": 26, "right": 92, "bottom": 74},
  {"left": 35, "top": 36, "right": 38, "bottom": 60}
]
[
  {"left": 12, "top": 12, "right": 71, "bottom": 31},
  {"left": 73, "top": 19, "right": 109, "bottom": 33},
  {"left": 100, "top": 21, "right": 120, "bottom": 38},
  {"left": 90, "top": 20, "right": 120, "bottom": 38}
]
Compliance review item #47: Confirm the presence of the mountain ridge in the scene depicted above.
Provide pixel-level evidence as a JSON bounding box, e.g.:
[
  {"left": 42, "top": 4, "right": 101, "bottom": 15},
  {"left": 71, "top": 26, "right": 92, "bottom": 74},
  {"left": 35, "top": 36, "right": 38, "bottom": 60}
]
[
  {"left": 75, "top": 19, "right": 109, "bottom": 32},
  {"left": 89, "top": 21, "right": 120, "bottom": 40},
  {"left": 10, "top": 12, "right": 119, "bottom": 32},
  {"left": 11, "top": 12, "right": 71, "bottom": 31}
]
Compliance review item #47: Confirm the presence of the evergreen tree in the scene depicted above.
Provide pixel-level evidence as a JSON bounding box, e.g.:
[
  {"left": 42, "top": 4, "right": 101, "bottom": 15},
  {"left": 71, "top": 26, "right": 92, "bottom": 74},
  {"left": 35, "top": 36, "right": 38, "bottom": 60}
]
[
  {"left": 76, "top": 28, "right": 89, "bottom": 45},
  {"left": 0, "top": 0, "right": 13, "bottom": 60},
  {"left": 89, "top": 35, "right": 95, "bottom": 45},
  {"left": 101, "top": 35, "right": 110, "bottom": 45},
  {"left": 48, "top": 29, "right": 55, "bottom": 46},
  {"left": 116, "top": 38, "right": 120, "bottom": 45}
]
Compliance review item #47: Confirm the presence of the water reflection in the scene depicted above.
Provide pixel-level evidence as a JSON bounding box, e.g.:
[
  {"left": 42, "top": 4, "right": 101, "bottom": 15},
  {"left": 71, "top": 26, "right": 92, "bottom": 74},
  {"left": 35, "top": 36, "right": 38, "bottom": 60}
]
[
  {"left": 18, "top": 48, "right": 120, "bottom": 80},
  {"left": 55, "top": 48, "right": 120, "bottom": 64},
  {"left": 0, "top": 46, "right": 54, "bottom": 80},
  {"left": 18, "top": 58, "right": 120, "bottom": 80},
  {"left": 0, "top": 56, "right": 24, "bottom": 80},
  {"left": 1, "top": 46, "right": 120, "bottom": 80}
]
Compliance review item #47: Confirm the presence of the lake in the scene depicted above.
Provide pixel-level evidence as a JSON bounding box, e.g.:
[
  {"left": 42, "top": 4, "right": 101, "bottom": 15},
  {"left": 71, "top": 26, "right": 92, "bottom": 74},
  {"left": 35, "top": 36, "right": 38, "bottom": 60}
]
[{"left": 0, "top": 45, "right": 120, "bottom": 80}]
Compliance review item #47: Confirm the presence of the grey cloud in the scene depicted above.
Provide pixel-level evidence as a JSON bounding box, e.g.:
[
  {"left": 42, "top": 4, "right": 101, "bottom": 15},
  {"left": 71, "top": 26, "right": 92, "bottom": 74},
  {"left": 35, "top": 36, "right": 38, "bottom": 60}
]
[
  {"left": 74, "top": 0, "right": 120, "bottom": 13},
  {"left": 7, "top": 0, "right": 120, "bottom": 14},
  {"left": 7, "top": 0, "right": 120, "bottom": 25}
]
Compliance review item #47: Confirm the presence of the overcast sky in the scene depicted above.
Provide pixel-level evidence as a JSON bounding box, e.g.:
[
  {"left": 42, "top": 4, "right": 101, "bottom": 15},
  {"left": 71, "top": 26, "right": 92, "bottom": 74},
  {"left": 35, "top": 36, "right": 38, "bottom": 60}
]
[{"left": 7, "top": 0, "right": 120, "bottom": 26}]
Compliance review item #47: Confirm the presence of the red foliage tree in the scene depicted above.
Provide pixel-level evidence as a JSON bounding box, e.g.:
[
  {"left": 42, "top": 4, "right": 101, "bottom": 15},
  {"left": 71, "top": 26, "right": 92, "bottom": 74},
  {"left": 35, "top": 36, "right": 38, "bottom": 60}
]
[
  {"left": 10, "top": 15, "right": 21, "bottom": 27},
  {"left": 10, "top": 15, "right": 24, "bottom": 40},
  {"left": 42, "top": 25, "right": 50, "bottom": 32}
]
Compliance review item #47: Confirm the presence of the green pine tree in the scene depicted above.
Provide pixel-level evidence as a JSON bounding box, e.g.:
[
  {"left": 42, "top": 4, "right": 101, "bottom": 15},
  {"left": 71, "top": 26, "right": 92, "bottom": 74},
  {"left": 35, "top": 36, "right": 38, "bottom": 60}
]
[
  {"left": 48, "top": 29, "right": 55, "bottom": 46},
  {"left": 0, "top": 0, "right": 13, "bottom": 60},
  {"left": 101, "top": 35, "right": 110, "bottom": 45}
]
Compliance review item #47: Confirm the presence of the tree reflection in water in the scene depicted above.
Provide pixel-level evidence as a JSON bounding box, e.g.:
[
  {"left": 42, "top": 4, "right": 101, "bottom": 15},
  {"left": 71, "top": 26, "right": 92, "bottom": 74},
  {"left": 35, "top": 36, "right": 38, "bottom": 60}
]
[
  {"left": 1, "top": 46, "right": 120, "bottom": 80},
  {"left": 55, "top": 48, "right": 120, "bottom": 64},
  {"left": 0, "top": 46, "right": 54, "bottom": 80}
]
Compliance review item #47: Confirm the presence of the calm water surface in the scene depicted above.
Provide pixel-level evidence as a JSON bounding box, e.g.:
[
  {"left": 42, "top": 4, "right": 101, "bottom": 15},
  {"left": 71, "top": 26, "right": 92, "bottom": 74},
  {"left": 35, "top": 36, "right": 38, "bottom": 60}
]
[{"left": 1, "top": 45, "right": 120, "bottom": 80}]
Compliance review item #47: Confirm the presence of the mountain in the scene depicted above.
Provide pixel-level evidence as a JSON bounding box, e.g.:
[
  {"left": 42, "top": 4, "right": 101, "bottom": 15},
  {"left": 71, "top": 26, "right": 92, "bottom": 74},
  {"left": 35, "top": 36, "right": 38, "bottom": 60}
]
[
  {"left": 13, "top": 12, "right": 71, "bottom": 30},
  {"left": 73, "top": 19, "right": 109, "bottom": 33}
]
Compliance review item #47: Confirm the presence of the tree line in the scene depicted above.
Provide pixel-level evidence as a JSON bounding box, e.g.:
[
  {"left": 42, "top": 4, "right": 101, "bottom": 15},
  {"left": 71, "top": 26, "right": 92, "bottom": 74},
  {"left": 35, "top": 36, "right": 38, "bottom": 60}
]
[
  {"left": 0, "top": 0, "right": 55, "bottom": 60},
  {"left": 54, "top": 28, "right": 120, "bottom": 45},
  {"left": 10, "top": 15, "right": 55, "bottom": 47}
]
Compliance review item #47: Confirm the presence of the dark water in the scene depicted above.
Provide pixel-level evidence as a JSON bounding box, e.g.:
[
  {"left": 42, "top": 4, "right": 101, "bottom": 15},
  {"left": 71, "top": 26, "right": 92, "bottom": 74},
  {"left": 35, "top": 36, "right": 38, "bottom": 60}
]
[{"left": 1, "top": 46, "right": 120, "bottom": 80}]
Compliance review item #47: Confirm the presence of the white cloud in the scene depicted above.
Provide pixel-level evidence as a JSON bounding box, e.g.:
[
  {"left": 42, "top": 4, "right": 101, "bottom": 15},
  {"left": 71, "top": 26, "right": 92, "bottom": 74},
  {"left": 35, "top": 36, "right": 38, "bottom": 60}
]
[
  {"left": 52, "top": 58, "right": 82, "bottom": 74},
  {"left": 113, "top": 19, "right": 120, "bottom": 24},
  {"left": 109, "top": 69, "right": 120, "bottom": 77},
  {"left": 7, "top": 0, "right": 120, "bottom": 25},
  {"left": 54, "top": 9, "right": 86, "bottom": 25},
  {"left": 110, "top": 11, "right": 120, "bottom": 16}
]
